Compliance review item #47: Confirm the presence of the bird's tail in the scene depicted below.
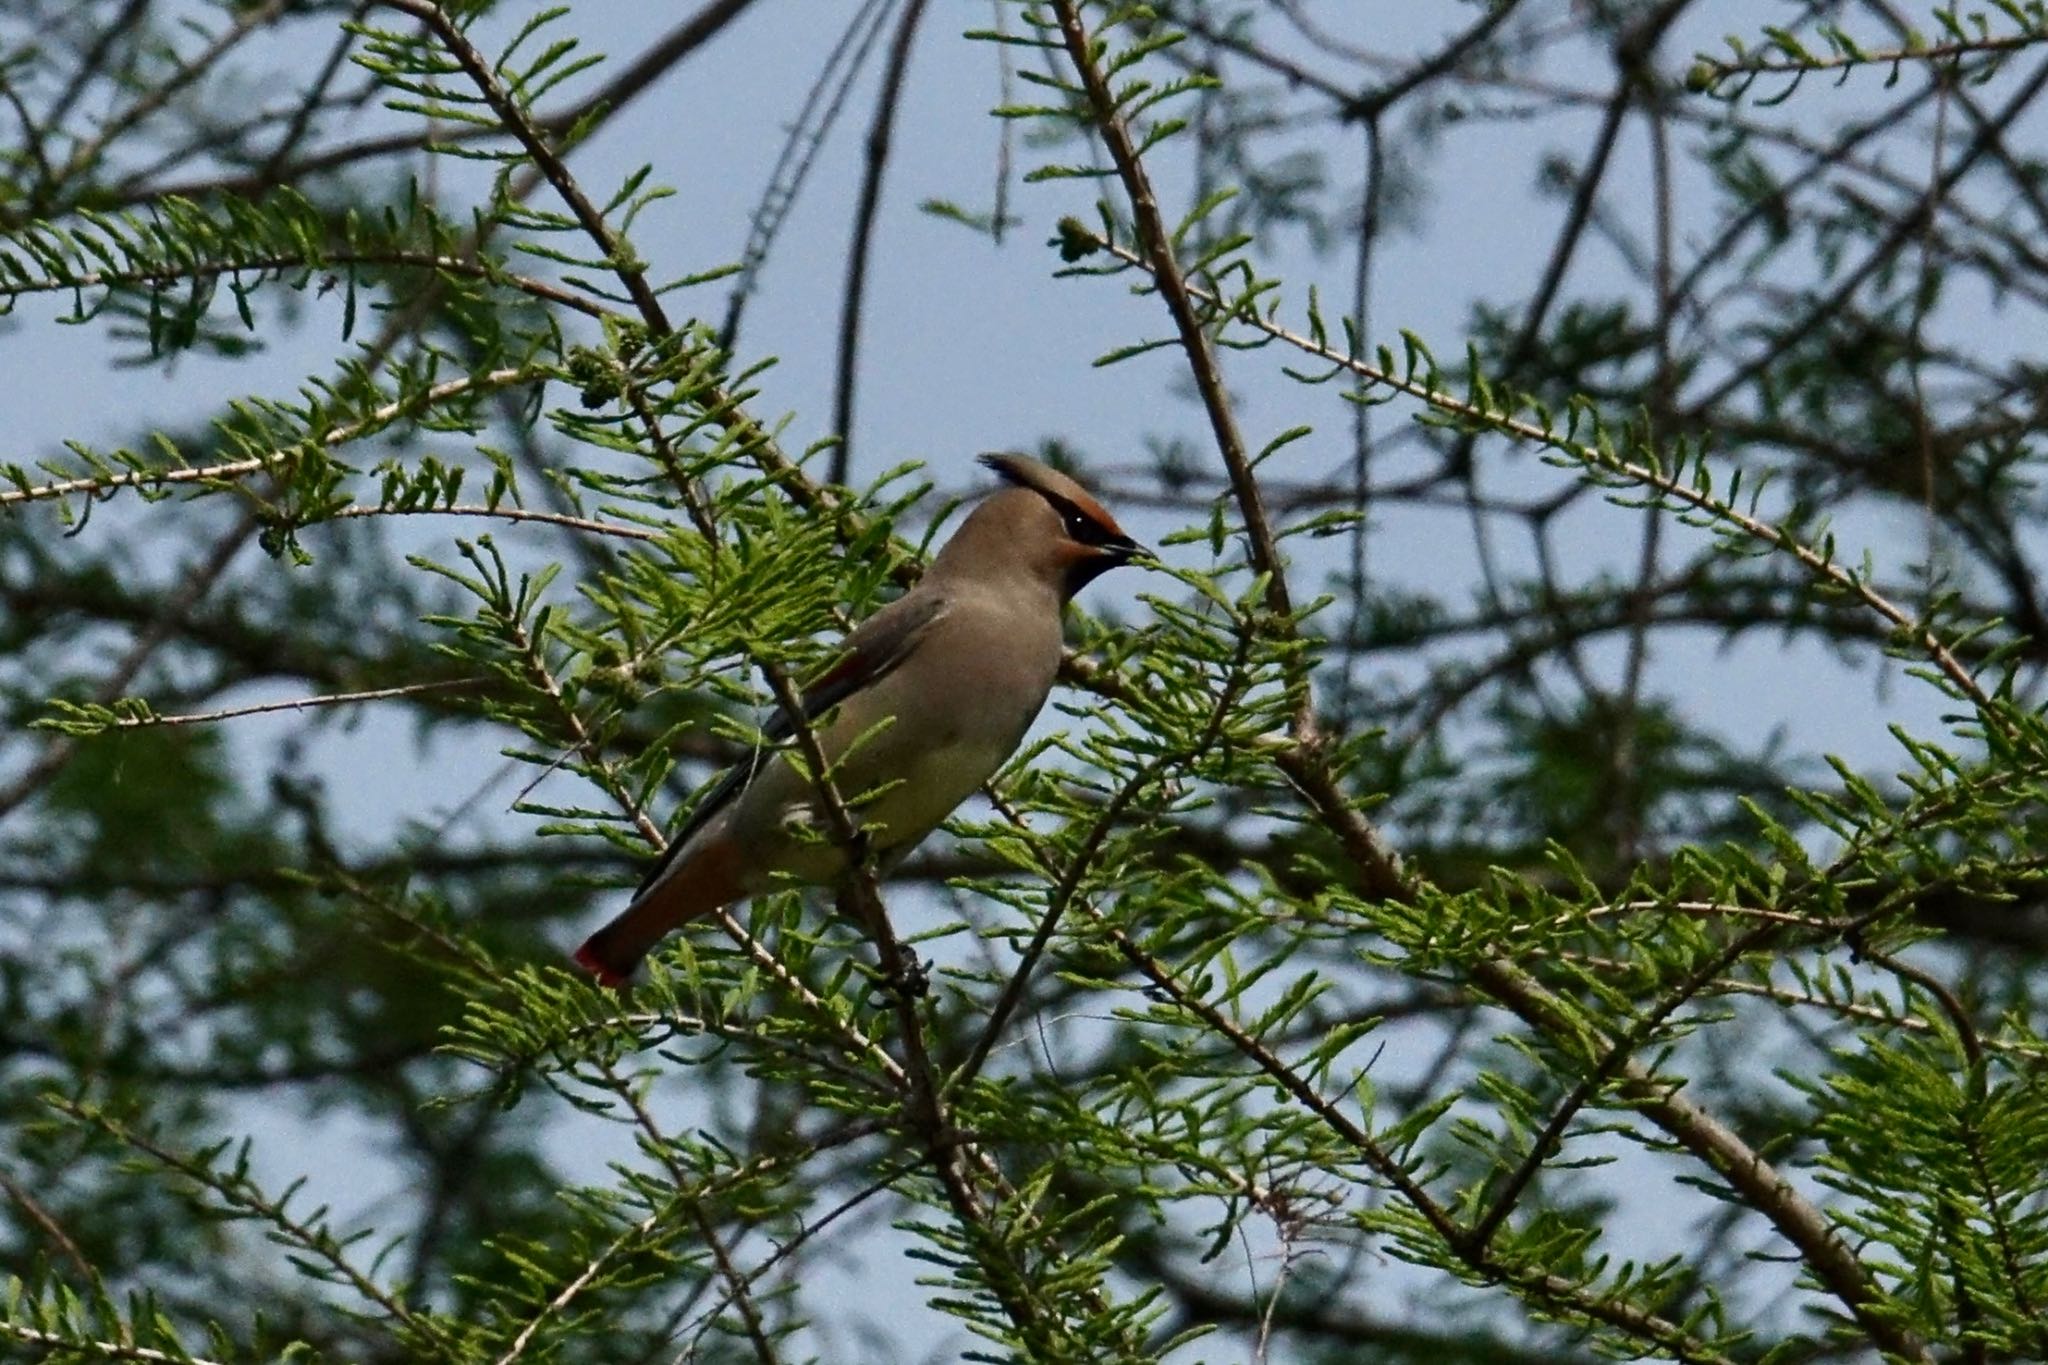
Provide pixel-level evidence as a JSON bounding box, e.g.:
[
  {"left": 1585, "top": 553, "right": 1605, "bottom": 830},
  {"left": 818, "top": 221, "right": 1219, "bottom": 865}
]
[{"left": 574, "top": 837, "right": 744, "bottom": 988}]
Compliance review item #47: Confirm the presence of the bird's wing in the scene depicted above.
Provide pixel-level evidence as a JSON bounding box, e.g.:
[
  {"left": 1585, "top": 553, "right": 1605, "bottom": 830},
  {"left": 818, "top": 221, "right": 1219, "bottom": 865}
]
[{"left": 633, "top": 590, "right": 952, "bottom": 896}]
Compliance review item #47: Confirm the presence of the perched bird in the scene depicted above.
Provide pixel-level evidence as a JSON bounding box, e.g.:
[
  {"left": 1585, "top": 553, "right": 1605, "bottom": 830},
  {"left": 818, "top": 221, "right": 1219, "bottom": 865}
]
[{"left": 574, "top": 454, "right": 1146, "bottom": 986}]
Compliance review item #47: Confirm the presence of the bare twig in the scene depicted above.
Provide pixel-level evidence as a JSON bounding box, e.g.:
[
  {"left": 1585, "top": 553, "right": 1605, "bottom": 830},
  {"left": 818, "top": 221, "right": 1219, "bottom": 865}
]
[
  {"left": 53, "top": 0, "right": 293, "bottom": 189},
  {"left": 0, "top": 1168, "right": 93, "bottom": 1279},
  {"left": 830, "top": 0, "right": 929, "bottom": 485},
  {"left": 94, "top": 0, "right": 769, "bottom": 213},
  {"left": 720, "top": 0, "right": 895, "bottom": 351},
  {"left": 67, "top": 676, "right": 491, "bottom": 731},
  {"left": 1685, "top": 54, "right": 2048, "bottom": 417},
  {"left": 0, "top": 517, "right": 256, "bottom": 819}
]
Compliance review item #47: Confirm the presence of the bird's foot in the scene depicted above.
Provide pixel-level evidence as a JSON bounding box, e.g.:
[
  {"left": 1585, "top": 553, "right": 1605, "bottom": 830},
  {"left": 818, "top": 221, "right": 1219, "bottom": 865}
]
[{"left": 885, "top": 954, "right": 931, "bottom": 1001}]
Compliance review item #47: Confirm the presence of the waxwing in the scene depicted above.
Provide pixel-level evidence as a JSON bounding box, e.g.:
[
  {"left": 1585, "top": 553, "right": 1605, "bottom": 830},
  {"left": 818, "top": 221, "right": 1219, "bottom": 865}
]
[{"left": 575, "top": 454, "right": 1145, "bottom": 985}]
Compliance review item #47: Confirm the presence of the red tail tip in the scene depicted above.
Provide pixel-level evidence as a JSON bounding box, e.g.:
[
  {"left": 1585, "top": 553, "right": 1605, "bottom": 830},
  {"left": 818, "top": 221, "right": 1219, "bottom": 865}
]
[{"left": 573, "top": 940, "right": 632, "bottom": 991}]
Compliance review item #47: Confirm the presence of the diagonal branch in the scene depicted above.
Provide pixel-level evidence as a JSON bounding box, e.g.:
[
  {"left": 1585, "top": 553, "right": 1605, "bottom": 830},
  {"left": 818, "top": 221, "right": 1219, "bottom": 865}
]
[
  {"left": 1085, "top": 908, "right": 1740, "bottom": 1363},
  {"left": 1074, "top": 228, "right": 1999, "bottom": 727},
  {"left": 374, "top": 0, "right": 674, "bottom": 337},
  {"left": 1052, "top": 219, "right": 1934, "bottom": 1356},
  {"left": 1050, "top": 2, "right": 1293, "bottom": 632}
]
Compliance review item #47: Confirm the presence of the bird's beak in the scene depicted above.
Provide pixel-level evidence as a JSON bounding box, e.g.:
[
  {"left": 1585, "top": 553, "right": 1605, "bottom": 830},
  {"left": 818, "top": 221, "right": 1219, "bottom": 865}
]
[{"left": 1104, "top": 534, "right": 1154, "bottom": 567}]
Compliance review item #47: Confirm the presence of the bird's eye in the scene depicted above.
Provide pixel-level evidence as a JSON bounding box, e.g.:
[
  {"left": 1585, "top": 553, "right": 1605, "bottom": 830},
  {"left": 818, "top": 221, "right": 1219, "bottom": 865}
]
[{"left": 1065, "top": 511, "right": 1091, "bottom": 540}]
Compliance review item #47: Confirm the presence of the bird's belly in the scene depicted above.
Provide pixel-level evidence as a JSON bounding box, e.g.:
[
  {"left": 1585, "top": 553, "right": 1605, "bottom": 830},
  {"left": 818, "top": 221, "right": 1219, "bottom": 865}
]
[
  {"left": 748, "top": 727, "right": 1019, "bottom": 888},
  {"left": 860, "top": 730, "right": 1015, "bottom": 842}
]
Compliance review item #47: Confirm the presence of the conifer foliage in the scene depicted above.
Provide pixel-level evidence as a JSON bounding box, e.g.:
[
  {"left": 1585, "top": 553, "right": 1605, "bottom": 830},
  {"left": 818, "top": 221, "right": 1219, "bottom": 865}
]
[{"left": 2, "top": 2, "right": 2046, "bottom": 1361}]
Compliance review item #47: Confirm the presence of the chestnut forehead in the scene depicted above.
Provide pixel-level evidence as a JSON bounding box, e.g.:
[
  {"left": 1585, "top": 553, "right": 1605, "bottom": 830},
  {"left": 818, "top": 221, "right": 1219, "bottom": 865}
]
[{"left": 981, "top": 454, "right": 1125, "bottom": 535}]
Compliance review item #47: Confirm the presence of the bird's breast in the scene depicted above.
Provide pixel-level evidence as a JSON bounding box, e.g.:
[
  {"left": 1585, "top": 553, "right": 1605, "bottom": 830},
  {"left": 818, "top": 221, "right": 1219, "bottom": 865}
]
[
  {"left": 844, "top": 594, "right": 1061, "bottom": 842},
  {"left": 730, "top": 586, "right": 1064, "bottom": 882}
]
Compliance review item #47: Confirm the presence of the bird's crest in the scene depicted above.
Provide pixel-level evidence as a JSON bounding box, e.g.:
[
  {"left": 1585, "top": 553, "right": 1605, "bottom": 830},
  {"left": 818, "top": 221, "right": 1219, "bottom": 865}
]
[{"left": 978, "top": 452, "right": 1128, "bottom": 544}]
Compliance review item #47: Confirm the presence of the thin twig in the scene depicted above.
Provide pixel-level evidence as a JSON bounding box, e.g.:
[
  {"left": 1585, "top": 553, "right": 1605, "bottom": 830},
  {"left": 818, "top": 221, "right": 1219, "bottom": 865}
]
[
  {"left": 326, "top": 502, "right": 661, "bottom": 541},
  {"left": 493, "top": 1204, "right": 664, "bottom": 1365},
  {"left": 93, "top": 0, "right": 769, "bottom": 213},
  {"left": 0, "top": 1169, "right": 93, "bottom": 1279},
  {"left": 1691, "top": 26, "right": 2045, "bottom": 89},
  {"left": 1685, "top": 54, "right": 2048, "bottom": 417},
  {"left": 76, "top": 676, "right": 490, "bottom": 731},
  {"left": 374, "top": 0, "right": 674, "bottom": 337},
  {"left": 0, "top": 518, "right": 257, "bottom": 819},
  {"left": 1077, "top": 228, "right": 1999, "bottom": 725},
  {"left": 1281, "top": 757, "right": 1932, "bottom": 1362},
  {"left": 1086, "top": 906, "right": 1736, "bottom": 1362},
  {"left": 0, "top": 1323, "right": 228, "bottom": 1365},
  {"left": 255, "top": 4, "right": 371, "bottom": 182},
  {"left": 1855, "top": 942, "right": 1984, "bottom": 1080},
  {"left": 53, "top": 0, "right": 292, "bottom": 189},
  {"left": 1051, "top": 2, "right": 1292, "bottom": 630},
  {"left": 55, "top": 1099, "right": 431, "bottom": 1338},
  {"left": 675, "top": 1162, "right": 911, "bottom": 1353},
  {"left": 489, "top": 1119, "right": 886, "bottom": 1365},
  {"left": 720, "top": 0, "right": 895, "bottom": 351},
  {"left": 599, "top": 1061, "right": 780, "bottom": 1365},
  {"left": 0, "top": 366, "right": 540, "bottom": 511},
  {"left": 829, "top": 0, "right": 929, "bottom": 485},
  {"left": 953, "top": 614, "right": 1257, "bottom": 1091}
]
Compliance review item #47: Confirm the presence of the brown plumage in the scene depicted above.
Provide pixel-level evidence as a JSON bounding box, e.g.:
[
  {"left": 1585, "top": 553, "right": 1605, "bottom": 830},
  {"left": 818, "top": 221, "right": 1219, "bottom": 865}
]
[{"left": 575, "top": 454, "right": 1143, "bottom": 986}]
